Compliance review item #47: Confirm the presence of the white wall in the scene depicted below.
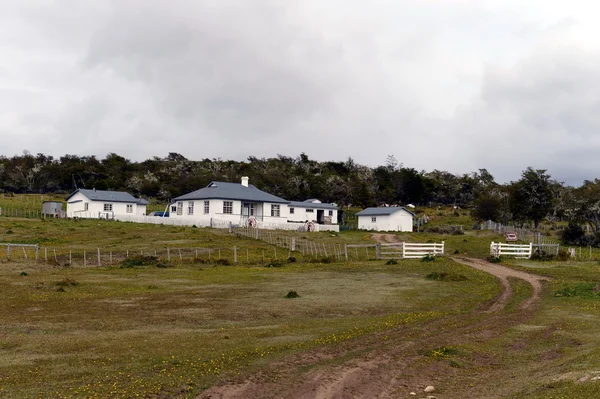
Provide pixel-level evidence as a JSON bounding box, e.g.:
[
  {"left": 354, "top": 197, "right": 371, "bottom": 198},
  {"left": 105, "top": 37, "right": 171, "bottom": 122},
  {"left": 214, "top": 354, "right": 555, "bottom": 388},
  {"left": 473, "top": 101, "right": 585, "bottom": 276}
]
[
  {"left": 358, "top": 211, "right": 413, "bottom": 232},
  {"left": 288, "top": 207, "right": 338, "bottom": 224},
  {"left": 66, "top": 192, "right": 147, "bottom": 219},
  {"left": 169, "top": 199, "right": 289, "bottom": 225}
]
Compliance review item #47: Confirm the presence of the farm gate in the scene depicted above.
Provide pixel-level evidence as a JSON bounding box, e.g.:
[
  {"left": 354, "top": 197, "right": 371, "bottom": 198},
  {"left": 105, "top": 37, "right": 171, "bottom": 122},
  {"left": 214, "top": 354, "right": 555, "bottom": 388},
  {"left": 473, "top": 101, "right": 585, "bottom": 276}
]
[
  {"left": 377, "top": 241, "right": 445, "bottom": 260},
  {"left": 490, "top": 242, "right": 532, "bottom": 259}
]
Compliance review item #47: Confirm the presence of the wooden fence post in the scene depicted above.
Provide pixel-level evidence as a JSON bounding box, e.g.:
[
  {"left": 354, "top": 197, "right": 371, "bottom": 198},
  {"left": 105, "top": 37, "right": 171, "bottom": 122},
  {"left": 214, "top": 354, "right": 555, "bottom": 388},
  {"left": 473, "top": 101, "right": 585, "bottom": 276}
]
[
  {"left": 234, "top": 246, "right": 237, "bottom": 263},
  {"left": 344, "top": 244, "right": 348, "bottom": 261},
  {"left": 402, "top": 242, "right": 405, "bottom": 259},
  {"left": 97, "top": 248, "right": 101, "bottom": 266},
  {"left": 376, "top": 243, "right": 381, "bottom": 259},
  {"left": 35, "top": 245, "right": 39, "bottom": 261},
  {"left": 6, "top": 244, "right": 10, "bottom": 260}
]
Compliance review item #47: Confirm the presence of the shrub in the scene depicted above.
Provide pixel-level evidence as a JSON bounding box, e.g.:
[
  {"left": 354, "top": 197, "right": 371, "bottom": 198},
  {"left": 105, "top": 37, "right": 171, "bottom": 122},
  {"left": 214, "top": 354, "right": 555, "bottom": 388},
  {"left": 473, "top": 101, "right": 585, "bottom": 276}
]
[
  {"left": 287, "top": 256, "right": 297, "bottom": 263},
  {"left": 310, "top": 256, "right": 335, "bottom": 264},
  {"left": 530, "top": 249, "right": 555, "bottom": 261},
  {"left": 426, "top": 272, "right": 468, "bottom": 282},
  {"left": 285, "top": 290, "right": 300, "bottom": 298},
  {"left": 265, "top": 261, "right": 284, "bottom": 268},
  {"left": 20, "top": 271, "right": 28, "bottom": 276},
  {"left": 193, "top": 257, "right": 207, "bottom": 264},
  {"left": 556, "top": 249, "right": 571, "bottom": 261},
  {"left": 55, "top": 278, "right": 78, "bottom": 287},
  {"left": 554, "top": 283, "right": 599, "bottom": 297},
  {"left": 421, "top": 254, "right": 436, "bottom": 262},
  {"left": 453, "top": 249, "right": 460, "bottom": 254},
  {"left": 558, "top": 223, "right": 586, "bottom": 246},
  {"left": 486, "top": 255, "right": 502, "bottom": 263},
  {"left": 119, "top": 256, "right": 169, "bottom": 268},
  {"left": 215, "top": 258, "right": 231, "bottom": 266},
  {"left": 386, "top": 259, "right": 398, "bottom": 265}
]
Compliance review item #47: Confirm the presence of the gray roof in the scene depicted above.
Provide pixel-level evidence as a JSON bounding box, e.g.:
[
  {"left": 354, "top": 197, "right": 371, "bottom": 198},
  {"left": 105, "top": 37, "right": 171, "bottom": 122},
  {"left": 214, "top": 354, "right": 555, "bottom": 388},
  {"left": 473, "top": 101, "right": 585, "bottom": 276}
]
[
  {"left": 356, "top": 207, "right": 416, "bottom": 217},
  {"left": 66, "top": 189, "right": 148, "bottom": 205},
  {"left": 289, "top": 201, "right": 338, "bottom": 210},
  {"left": 173, "top": 182, "right": 289, "bottom": 203}
]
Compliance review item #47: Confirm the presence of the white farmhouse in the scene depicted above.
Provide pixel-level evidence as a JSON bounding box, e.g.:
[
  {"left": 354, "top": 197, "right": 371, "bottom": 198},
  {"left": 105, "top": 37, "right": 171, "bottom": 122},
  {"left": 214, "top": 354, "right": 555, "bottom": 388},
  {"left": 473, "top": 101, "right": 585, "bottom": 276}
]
[
  {"left": 288, "top": 199, "right": 338, "bottom": 225},
  {"left": 356, "top": 207, "right": 415, "bottom": 232},
  {"left": 169, "top": 177, "right": 290, "bottom": 227},
  {"left": 66, "top": 189, "right": 149, "bottom": 219}
]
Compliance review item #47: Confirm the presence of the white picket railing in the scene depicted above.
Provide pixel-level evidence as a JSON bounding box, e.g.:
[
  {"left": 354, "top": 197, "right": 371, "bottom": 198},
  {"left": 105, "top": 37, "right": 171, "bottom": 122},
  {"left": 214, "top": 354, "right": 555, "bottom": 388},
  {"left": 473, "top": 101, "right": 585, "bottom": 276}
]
[
  {"left": 490, "top": 242, "right": 532, "bottom": 259},
  {"left": 378, "top": 241, "right": 445, "bottom": 259}
]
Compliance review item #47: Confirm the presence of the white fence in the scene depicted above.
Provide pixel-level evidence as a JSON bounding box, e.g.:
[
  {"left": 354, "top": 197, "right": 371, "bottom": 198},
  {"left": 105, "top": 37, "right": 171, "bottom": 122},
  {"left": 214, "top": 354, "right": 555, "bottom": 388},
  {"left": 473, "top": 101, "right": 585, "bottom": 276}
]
[
  {"left": 377, "top": 241, "right": 445, "bottom": 259},
  {"left": 490, "top": 242, "right": 532, "bottom": 259}
]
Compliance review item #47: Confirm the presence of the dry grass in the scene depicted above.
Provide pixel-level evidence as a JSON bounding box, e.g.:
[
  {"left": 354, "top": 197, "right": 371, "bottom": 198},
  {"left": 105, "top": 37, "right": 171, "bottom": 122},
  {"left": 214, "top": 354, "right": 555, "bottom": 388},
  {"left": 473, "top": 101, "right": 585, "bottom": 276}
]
[{"left": 0, "top": 256, "right": 496, "bottom": 398}]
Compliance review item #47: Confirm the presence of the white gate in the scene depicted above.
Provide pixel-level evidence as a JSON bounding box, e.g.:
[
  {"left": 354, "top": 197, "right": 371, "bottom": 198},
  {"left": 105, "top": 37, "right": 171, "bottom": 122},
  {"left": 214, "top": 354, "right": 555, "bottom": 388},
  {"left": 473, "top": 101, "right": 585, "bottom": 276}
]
[
  {"left": 378, "top": 242, "right": 445, "bottom": 259},
  {"left": 490, "top": 242, "right": 532, "bottom": 259}
]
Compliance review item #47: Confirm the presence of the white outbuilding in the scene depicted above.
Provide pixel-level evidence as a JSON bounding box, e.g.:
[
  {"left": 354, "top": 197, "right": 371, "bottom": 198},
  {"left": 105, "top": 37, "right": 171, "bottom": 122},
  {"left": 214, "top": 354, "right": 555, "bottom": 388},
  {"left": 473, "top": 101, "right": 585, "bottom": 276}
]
[
  {"left": 356, "top": 207, "right": 415, "bottom": 232},
  {"left": 66, "top": 189, "right": 149, "bottom": 219}
]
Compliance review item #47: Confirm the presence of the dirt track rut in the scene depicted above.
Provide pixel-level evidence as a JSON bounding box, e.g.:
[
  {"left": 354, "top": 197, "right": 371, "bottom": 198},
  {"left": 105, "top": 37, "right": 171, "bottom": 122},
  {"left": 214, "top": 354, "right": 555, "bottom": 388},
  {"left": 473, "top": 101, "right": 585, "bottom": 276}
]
[{"left": 198, "top": 258, "right": 547, "bottom": 399}]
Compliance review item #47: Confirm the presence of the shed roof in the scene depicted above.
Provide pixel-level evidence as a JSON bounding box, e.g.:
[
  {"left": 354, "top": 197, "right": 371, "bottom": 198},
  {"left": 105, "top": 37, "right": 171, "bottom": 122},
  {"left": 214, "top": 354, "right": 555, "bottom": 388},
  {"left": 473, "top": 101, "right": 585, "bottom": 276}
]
[
  {"left": 289, "top": 201, "right": 338, "bottom": 210},
  {"left": 173, "top": 182, "right": 289, "bottom": 204},
  {"left": 355, "top": 207, "right": 416, "bottom": 217},
  {"left": 66, "top": 189, "right": 149, "bottom": 205}
]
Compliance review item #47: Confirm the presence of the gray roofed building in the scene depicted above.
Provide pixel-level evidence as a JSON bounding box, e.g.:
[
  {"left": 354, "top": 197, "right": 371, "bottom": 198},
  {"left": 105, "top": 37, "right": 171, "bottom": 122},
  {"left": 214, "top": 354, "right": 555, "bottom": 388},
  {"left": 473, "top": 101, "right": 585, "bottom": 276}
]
[
  {"left": 66, "top": 189, "right": 148, "bottom": 204},
  {"left": 289, "top": 201, "right": 338, "bottom": 210},
  {"left": 173, "top": 181, "right": 289, "bottom": 204},
  {"left": 355, "top": 207, "right": 416, "bottom": 217}
]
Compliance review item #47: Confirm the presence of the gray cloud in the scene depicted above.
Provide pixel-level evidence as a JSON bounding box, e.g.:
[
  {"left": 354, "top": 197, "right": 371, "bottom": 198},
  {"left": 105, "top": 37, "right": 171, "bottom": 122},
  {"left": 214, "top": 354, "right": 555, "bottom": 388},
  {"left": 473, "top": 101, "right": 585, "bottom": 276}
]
[{"left": 2, "top": 0, "right": 600, "bottom": 185}]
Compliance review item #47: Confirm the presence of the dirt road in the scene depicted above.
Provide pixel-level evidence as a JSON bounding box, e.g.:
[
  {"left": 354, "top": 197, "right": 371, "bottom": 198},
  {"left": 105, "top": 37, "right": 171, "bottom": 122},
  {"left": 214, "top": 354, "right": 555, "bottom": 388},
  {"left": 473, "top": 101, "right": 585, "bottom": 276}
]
[{"left": 198, "top": 258, "right": 547, "bottom": 399}]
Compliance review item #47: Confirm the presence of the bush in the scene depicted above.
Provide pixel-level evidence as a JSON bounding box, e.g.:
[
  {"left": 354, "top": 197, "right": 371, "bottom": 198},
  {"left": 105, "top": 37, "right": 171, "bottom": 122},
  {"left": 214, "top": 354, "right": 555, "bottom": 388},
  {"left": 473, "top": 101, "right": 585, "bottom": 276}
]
[
  {"left": 423, "top": 225, "right": 464, "bottom": 235},
  {"left": 120, "top": 256, "right": 168, "bottom": 268},
  {"left": 215, "top": 258, "right": 231, "bottom": 266},
  {"left": 287, "top": 256, "right": 297, "bottom": 263},
  {"left": 486, "top": 255, "right": 502, "bottom": 263},
  {"left": 453, "top": 249, "right": 460, "bottom": 254},
  {"left": 421, "top": 254, "right": 436, "bottom": 262},
  {"left": 20, "top": 271, "right": 28, "bottom": 276},
  {"left": 426, "top": 272, "right": 468, "bottom": 282},
  {"left": 556, "top": 249, "right": 571, "bottom": 261},
  {"left": 558, "top": 223, "right": 586, "bottom": 246},
  {"left": 386, "top": 259, "right": 398, "bottom": 265},
  {"left": 554, "top": 282, "right": 599, "bottom": 297},
  {"left": 530, "top": 249, "right": 555, "bottom": 261},
  {"left": 55, "top": 278, "right": 78, "bottom": 287},
  {"left": 265, "top": 261, "right": 284, "bottom": 268},
  {"left": 285, "top": 290, "right": 300, "bottom": 298},
  {"left": 310, "top": 256, "right": 335, "bottom": 264}
]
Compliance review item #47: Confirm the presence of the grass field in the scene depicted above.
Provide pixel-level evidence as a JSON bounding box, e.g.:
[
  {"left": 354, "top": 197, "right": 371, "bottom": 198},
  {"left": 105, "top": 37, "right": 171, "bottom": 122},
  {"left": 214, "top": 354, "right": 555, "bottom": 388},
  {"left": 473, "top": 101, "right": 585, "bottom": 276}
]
[{"left": 3, "top": 208, "right": 600, "bottom": 397}]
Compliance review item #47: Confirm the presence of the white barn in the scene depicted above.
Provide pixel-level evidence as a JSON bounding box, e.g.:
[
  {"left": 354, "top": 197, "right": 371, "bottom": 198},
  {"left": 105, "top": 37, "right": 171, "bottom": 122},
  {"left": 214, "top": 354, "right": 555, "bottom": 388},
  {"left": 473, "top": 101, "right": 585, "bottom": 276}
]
[
  {"left": 66, "top": 189, "right": 149, "bottom": 219},
  {"left": 288, "top": 199, "right": 338, "bottom": 225},
  {"left": 356, "top": 207, "right": 415, "bottom": 232}
]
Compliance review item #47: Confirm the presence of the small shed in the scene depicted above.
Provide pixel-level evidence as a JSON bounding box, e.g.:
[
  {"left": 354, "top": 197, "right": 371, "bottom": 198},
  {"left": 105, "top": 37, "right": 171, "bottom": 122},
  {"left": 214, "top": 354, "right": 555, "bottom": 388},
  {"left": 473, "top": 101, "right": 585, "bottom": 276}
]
[
  {"left": 356, "top": 207, "right": 415, "bottom": 232},
  {"left": 42, "top": 201, "right": 63, "bottom": 217}
]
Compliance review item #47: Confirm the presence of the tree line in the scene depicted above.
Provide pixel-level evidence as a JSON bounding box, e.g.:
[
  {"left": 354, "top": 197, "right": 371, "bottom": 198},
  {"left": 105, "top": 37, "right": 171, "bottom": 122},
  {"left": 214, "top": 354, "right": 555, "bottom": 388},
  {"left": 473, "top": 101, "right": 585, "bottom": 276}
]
[{"left": 2, "top": 151, "right": 600, "bottom": 245}]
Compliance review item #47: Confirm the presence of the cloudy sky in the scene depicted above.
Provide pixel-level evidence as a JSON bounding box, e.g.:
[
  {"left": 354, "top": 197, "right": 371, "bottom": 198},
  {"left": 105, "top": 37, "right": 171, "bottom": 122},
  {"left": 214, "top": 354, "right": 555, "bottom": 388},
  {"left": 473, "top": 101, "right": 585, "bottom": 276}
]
[{"left": 1, "top": 0, "right": 600, "bottom": 184}]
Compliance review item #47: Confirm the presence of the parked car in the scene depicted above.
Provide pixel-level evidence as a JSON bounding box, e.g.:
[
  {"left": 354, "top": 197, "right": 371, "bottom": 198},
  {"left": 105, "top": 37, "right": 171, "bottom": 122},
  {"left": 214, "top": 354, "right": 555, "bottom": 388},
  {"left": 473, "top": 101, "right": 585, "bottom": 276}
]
[{"left": 149, "top": 211, "right": 169, "bottom": 217}]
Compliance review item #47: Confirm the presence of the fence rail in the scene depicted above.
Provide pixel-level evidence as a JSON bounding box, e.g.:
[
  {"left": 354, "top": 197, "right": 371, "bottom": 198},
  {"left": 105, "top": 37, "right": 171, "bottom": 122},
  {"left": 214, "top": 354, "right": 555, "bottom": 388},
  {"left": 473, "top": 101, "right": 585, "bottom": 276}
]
[
  {"left": 490, "top": 242, "right": 533, "bottom": 259},
  {"left": 377, "top": 242, "right": 445, "bottom": 259}
]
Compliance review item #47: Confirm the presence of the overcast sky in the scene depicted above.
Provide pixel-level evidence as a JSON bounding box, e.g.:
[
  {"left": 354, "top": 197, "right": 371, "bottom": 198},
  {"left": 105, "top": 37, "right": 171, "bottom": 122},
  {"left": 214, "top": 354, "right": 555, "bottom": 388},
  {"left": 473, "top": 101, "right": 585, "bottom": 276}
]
[{"left": 2, "top": 1, "right": 600, "bottom": 184}]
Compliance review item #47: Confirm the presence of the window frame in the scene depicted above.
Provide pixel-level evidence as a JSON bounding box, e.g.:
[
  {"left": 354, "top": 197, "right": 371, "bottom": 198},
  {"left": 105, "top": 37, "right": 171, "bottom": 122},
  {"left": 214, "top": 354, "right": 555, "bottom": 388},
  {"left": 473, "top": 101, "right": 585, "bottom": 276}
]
[
  {"left": 289, "top": 207, "right": 295, "bottom": 214},
  {"left": 223, "top": 201, "right": 233, "bottom": 214},
  {"left": 126, "top": 204, "right": 133, "bottom": 213},
  {"left": 371, "top": 216, "right": 377, "bottom": 223},
  {"left": 204, "top": 200, "right": 210, "bottom": 214},
  {"left": 188, "top": 201, "right": 194, "bottom": 215},
  {"left": 306, "top": 208, "right": 314, "bottom": 213},
  {"left": 271, "top": 204, "right": 280, "bottom": 217},
  {"left": 176, "top": 202, "right": 183, "bottom": 216},
  {"left": 103, "top": 203, "right": 113, "bottom": 212}
]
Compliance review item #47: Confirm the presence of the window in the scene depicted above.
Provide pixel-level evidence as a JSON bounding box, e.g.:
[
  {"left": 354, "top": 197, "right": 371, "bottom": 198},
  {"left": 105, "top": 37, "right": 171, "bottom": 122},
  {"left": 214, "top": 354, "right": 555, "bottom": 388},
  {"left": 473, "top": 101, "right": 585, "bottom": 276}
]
[
  {"left": 104, "top": 203, "right": 113, "bottom": 212},
  {"left": 328, "top": 210, "right": 333, "bottom": 216},
  {"left": 306, "top": 209, "right": 314, "bottom": 213},
  {"left": 289, "top": 207, "right": 295, "bottom": 214},
  {"left": 84, "top": 202, "right": 89, "bottom": 211},
  {"left": 204, "top": 201, "right": 210, "bottom": 214},
  {"left": 271, "top": 204, "right": 280, "bottom": 217},
  {"left": 176, "top": 202, "right": 183, "bottom": 215},
  {"left": 188, "top": 201, "right": 194, "bottom": 215},
  {"left": 126, "top": 204, "right": 133, "bottom": 213},
  {"left": 171, "top": 205, "right": 177, "bottom": 212},
  {"left": 248, "top": 203, "right": 255, "bottom": 216},
  {"left": 371, "top": 216, "right": 377, "bottom": 223},
  {"left": 223, "top": 201, "right": 233, "bottom": 214}
]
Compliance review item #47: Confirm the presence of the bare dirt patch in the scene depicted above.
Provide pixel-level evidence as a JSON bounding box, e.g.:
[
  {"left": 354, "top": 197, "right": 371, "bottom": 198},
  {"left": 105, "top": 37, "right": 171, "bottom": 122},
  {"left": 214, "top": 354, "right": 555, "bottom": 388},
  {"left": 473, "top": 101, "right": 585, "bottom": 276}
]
[{"left": 371, "top": 234, "right": 400, "bottom": 244}]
